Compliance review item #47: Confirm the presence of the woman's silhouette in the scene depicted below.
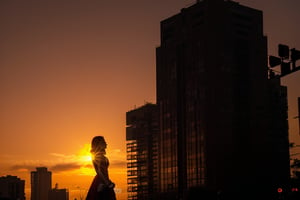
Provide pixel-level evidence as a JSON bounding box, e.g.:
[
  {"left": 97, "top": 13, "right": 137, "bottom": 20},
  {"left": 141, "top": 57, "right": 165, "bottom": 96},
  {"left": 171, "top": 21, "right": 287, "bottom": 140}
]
[{"left": 86, "top": 136, "right": 116, "bottom": 200}]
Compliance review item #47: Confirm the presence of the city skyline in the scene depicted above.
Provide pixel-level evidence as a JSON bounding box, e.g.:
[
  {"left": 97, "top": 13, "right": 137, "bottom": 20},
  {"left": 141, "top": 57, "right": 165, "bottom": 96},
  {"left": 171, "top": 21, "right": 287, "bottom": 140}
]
[{"left": 1, "top": 1, "right": 300, "bottom": 200}]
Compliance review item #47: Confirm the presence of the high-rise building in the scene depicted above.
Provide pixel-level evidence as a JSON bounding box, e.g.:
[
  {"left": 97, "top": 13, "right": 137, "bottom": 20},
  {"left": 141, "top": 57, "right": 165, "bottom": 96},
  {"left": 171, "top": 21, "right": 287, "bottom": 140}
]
[
  {"left": 126, "top": 103, "right": 159, "bottom": 200},
  {"left": 31, "top": 167, "right": 52, "bottom": 200},
  {"left": 125, "top": 0, "right": 290, "bottom": 199},
  {"left": 155, "top": 0, "right": 290, "bottom": 199},
  {"left": 0, "top": 175, "right": 25, "bottom": 200}
]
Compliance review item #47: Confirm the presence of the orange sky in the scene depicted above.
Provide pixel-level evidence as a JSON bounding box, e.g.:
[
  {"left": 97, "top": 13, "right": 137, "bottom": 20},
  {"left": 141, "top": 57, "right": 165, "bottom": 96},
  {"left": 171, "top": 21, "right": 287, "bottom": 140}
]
[{"left": 0, "top": 1, "right": 300, "bottom": 200}]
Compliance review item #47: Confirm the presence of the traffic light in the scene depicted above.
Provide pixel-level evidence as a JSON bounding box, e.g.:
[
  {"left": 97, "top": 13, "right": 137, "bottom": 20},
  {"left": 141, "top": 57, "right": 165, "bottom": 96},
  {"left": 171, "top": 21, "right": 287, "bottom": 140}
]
[
  {"left": 268, "top": 44, "right": 300, "bottom": 79},
  {"left": 278, "top": 44, "right": 289, "bottom": 59},
  {"left": 291, "top": 188, "right": 299, "bottom": 192},
  {"left": 269, "top": 55, "right": 281, "bottom": 67},
  {"left": 281, "top": 62, "right": 291, "bottom": 75},
  {"left": 291, "top": 48, "right": 300, "bottom": 62}
]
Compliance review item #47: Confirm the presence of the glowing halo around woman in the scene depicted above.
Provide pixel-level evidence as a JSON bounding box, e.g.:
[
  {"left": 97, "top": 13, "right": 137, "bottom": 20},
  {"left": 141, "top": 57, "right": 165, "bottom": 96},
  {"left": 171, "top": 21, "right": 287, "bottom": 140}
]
[{"left": 77, "top": 144, "right": 95, "bottom": 176}]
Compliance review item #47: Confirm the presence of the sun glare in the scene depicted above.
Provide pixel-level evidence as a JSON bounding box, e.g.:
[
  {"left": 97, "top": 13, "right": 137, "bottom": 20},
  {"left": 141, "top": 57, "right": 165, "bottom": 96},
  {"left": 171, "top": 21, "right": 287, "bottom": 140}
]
[
  {"left": 78, "top": 144, "right": 92, "bottom": 164},
  {"left": 77, "top": 144, "right": 95, "bottom": 176}
]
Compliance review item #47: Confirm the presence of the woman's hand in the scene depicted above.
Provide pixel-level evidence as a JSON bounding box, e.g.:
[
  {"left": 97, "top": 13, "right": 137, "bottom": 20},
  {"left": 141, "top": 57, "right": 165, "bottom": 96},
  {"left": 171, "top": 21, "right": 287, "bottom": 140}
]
[{"left": 108, "top": 181, "right": 115, "bottom": 189}]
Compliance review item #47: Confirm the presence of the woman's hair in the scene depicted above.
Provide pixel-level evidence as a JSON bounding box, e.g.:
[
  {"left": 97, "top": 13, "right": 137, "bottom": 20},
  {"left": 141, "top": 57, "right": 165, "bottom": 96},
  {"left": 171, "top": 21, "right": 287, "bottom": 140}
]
[{"left": 90, "top": 136, "right": 107, "bottom": 154}]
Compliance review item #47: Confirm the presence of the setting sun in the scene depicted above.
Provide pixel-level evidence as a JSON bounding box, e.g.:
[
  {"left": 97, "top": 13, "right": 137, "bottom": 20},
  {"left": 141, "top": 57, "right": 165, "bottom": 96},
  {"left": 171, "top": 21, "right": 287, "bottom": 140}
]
[
  {"left": 77, "top": 144, "right": 95, "bottom": 176},
  {"left": 78, "top": 144, "right": 93, "bottom": 164}
]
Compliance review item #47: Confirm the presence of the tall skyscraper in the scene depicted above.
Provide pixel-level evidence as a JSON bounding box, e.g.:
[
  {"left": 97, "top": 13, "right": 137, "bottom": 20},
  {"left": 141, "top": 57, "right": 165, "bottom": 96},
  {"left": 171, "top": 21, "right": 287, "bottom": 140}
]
[
  {"left": 126, "top": 103, "right": 159, "bottom": 200},
  {"left": 155, "top": 0, "right": 290, "bottom": 199},
  {"left": 31, "top": 167, "right": 52, "bottom": 200},
  {"left": 0, "top": 175, "right": 25, "bottom": 200},
  {"left": 125, "top": 0, "right": 290, "bottom": 199}
]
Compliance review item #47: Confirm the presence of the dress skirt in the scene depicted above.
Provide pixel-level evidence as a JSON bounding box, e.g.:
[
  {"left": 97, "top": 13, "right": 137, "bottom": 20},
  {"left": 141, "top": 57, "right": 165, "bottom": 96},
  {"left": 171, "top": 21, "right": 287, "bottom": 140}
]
[{"left": 86, "top": 174, "right": 116, "bottom": 200}]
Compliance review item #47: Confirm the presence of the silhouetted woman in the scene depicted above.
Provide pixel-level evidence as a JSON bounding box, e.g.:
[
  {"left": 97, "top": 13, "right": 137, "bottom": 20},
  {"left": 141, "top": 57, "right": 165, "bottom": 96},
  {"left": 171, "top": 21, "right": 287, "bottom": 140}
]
[{"left": 86, "top": 136, "right": 116, "bottom": 200}]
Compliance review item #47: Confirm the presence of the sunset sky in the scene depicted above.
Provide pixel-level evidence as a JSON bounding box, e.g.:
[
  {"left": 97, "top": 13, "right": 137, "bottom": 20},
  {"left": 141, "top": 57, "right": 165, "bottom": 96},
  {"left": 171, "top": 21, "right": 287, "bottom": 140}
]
[{"left": 0, "top": 1, "right": 300, "bottom": 200}]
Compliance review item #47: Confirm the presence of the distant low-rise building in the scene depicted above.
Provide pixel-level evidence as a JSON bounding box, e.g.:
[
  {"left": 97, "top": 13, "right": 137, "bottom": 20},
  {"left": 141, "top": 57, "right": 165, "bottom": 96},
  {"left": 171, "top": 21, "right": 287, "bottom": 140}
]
[
  {"left": 0, "top": 175, "right": 25, "bottom": 200},
  {"left": 48, "top": 183, "right": 69, "bottom": 200}
]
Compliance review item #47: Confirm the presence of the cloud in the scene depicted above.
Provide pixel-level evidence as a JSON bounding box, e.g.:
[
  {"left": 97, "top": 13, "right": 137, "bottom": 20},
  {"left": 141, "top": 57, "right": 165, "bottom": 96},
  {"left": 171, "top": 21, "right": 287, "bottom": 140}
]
[
  {"left": 50, "top": 162, "right": 81, "bottom": 172},
  {"left": 5, "top": 146, "right": 126, "bottom": 175},
  {"left": 48, "top": 150, "right": 94, "bottom": 174},
  {"left": 49, "top": 148, "right": 127, "bottom": 170},
  {"left": 8, "top": 162, "right": 82, "bottom": 173},
  {"left": 10, "top": 164, "right": 36, "bottom": 172},
  {"left": 9, "top": 162, "right": 93, "bottom": 175},
  {"left": 110, "top": 160, "right": 127, "bottom": 168},
  {"left": 106, "top": 149, "right": 127, "bottom": 168},
  {"left": 49, "top": 153, "right": 78, "bottom": 161}
]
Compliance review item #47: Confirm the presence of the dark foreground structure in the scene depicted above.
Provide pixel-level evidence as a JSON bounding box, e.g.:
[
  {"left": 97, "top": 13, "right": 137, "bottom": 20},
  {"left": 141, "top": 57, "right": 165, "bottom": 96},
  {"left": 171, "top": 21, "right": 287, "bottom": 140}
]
[
  {"left": 127, "top": 0, "right": 291, "bottom": 199},
  {"left": 0, "top": 175, "right": 25, "bottom": 200}
]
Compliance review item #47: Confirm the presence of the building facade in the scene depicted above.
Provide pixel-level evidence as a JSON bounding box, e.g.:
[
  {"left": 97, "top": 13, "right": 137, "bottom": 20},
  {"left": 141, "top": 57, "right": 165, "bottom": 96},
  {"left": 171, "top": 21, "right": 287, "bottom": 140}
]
[
  {"left": 31, "top": 167, "right": 52, "bottom": 200},
  {"left": 126, "top": 103, "right": 159, "bottom": 200},
  {"left": 155, "top": 0, "right": 290, "bottom": 199},
  {"left": 0, "top": 175, "right": 25, "bottom": 200}
]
